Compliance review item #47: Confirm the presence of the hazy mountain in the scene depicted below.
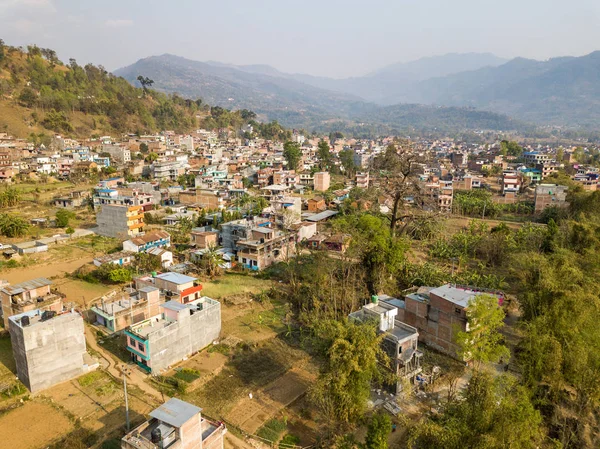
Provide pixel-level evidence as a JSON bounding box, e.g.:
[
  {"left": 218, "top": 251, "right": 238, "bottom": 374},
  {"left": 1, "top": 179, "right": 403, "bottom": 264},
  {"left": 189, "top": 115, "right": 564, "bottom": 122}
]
[
  {"left": 410, "top": 52, "right": 600, "bottom": 125},
  {"left": 114, "top": 53, "right": 525, "bottom": 133},
  {"left": 289, "top": 53, "right": 508, "bottom": 103}
]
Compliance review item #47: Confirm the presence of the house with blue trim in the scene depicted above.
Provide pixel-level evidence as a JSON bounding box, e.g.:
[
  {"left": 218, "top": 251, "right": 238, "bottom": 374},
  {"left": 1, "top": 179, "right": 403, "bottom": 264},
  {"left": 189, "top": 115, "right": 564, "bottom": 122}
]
[{"left": 124, "top": 297, "right": 221, "bottom": 373}]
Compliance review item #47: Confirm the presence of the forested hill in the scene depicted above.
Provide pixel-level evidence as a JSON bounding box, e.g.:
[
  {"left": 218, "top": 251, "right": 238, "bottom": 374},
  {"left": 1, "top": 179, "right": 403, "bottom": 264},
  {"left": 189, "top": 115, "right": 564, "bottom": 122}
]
[{"left": 0, "top": 42, "right": 257, "bottom": 138}]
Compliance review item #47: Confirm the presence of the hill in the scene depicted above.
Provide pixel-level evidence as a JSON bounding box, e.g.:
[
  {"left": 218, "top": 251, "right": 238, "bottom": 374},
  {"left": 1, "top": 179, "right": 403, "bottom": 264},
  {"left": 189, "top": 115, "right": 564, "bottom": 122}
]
[
  {"left": 0, "top": 43, "right": 217, "bottom": 139},
  {"left": 291, "top": 53, "right": 508, "bottom": 104},
  {"left": 115, "top": 54, "right": 526, "bottom": 134},
  {"left": 114, "top": 54, "right": 363, "bottom": 124},
  {"left": 406, "top": 52, "right": 600, "bottom": 126}
]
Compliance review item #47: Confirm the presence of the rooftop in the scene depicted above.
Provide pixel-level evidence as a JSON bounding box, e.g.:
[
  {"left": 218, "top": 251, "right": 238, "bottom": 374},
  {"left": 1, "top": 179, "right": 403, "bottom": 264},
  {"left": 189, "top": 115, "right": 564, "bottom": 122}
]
[
  {"left": 1, "top": 277, "right": 52, "bottom": 295},
  {"left": 150, "top": 398, "right": 201, "bottom": 428},
  {"left": 156, "top": 272, "right": 197, "bottom": 285},
  {"left": 430, "top": 284, "right": 504, "bottom": 308}
]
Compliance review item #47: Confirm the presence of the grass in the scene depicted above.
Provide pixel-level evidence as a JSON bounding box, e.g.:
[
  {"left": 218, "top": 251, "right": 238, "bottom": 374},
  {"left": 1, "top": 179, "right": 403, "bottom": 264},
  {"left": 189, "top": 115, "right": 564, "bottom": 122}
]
[
  {"left": 257, "top": 418, "right": 287, "bottom": 443},
  {"left": 187, "top": 339, "right": 300, "bottom": 417},
  {"left": 174, "top": 368, "right": 201, "bottom": 383},
  {"left": 77, "top": 370, "right": 105, "bottom": 387},
  {"left": 281, "top": 433, "right": 301, "bottom": 446},
  {"left": 200, "top": 273, "right": 274, "bottom": 299}
]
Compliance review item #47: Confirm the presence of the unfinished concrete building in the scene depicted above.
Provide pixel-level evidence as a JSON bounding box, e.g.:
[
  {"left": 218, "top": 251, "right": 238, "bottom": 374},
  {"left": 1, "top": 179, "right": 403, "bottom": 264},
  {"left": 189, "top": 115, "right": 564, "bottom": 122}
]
[
  {"left": 1, "top": 278, "right": 64, "bottom": 328},
  {"left": 125, "top": 297, "right": 221, "bottom": 373},
  {"left": 121, "top": 398, "right": 227, "bottom": 449},
  {"left": 534, "top": 184, "right": 569, "bottom": 213},
  {"left": 90, "top": 286, "right": 161, "bottom": 333},
  {"left": 9, "top": 309, "right": 96, "bottom": 392},
  {"left": 350, "top": 296, "right": 422, "bottom": 393},
  {"left": 95, "top": 204, "right": 144, "bottom": 238}
]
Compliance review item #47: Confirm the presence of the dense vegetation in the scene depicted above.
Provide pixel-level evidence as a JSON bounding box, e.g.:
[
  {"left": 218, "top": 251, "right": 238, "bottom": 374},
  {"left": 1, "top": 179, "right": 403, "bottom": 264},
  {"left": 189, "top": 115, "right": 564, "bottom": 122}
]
[{"left": 0, "top": 42, "right": 287, "bottom": 139}]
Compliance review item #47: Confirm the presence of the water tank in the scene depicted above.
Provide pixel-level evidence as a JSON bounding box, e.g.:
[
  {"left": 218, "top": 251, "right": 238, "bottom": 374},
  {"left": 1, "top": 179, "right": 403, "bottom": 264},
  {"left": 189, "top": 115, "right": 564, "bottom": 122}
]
[
  {"left": 150, "top": 427, "right": 162, "bottom": 444},
  {"left": 151, "top": 271, "right": 157, "bottom": 277},
  {"left": 21, "top": 316, "right": 30, "bottom": 327},
  {"left": 371, "top": 295, "right": 378, "bottom": 304}
]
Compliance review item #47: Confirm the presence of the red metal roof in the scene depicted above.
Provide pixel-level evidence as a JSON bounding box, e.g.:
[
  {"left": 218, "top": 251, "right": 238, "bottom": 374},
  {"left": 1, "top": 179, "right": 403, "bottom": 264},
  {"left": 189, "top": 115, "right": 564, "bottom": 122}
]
[{"left": 180, "top": 284, "right": 203, "bottom": 298}]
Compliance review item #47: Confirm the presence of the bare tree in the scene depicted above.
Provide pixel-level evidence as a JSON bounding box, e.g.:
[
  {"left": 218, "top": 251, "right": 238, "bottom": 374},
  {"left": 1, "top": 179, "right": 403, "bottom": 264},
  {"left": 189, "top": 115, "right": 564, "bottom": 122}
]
[{"left": 372, "top": 142, "right": 432, "bottom": 236}]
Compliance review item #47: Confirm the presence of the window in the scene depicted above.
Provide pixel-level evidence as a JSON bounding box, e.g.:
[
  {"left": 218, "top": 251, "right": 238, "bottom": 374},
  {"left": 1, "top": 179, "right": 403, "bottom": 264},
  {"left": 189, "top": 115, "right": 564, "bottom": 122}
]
[
  {"left": 129, "top": 337, "right": 136, "bottom": 346},
  {"left": 138, "top": 341, "right": 144, "bottom": 351},
  {"left": 398, "top": 346, "right": 402, "bottom": 355},
  {"left": 455, "top": 307, "right": 462, "bottom": 314}
]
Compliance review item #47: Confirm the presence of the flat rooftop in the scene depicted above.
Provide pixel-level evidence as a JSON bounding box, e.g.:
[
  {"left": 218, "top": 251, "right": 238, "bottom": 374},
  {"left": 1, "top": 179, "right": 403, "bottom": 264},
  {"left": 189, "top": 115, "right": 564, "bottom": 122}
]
[
  {"left": 150, "top": 398, "right": 201, "bottom": 427},
  {"left": 430, "top": 284, "right": 503, "bottom": 308}
]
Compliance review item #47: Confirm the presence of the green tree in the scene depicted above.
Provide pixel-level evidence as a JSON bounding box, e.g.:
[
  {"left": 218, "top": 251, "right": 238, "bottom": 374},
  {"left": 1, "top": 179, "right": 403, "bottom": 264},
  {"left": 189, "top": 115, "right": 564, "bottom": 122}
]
[
  {"left": 283, "top": 141, "right": 302, "bottom": 171},
  {"left": 139, "top": 142, "right": 149, "bottom": 153},
  {"left": 18, "top": 87, "right": 37, "bottom": 107},
  {"left": 145, "top": 152, "right": 159, "bottom": 163},
  {"left": 309, "top": 319, "right": 386, "bottom": 425},
  {"left": 55, "top": 209, "right": 76, "bottom": 227},
  {"left": 339, "top": 149, "right": 357, "bottom": 177},
  {"left": 0, "top": 214, "right": 30, "bottom": 237},
  {"left": 365, "top": 412, "right": 392, "bottom": 449},
  {"left": 455, "top": 294, "right": 509, "bottom": 369},
  {"left": 107, "top": 267, "right": 133, "bottom": 283},
  {"left": 134, "top": 252, "right": 162, "bottom": 273},
  {"left": 409, "top": 372, "right": 542, "bottom": 449},
  {"left": 317, "top": 139, "right": 332, "bottom": 170}
]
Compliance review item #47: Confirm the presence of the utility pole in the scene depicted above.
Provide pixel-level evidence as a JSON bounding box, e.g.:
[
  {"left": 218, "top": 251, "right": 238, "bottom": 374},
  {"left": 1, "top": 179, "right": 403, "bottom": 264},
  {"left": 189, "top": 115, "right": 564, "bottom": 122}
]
[{"left": 121, "top": 364, "right": 131, "bottom": 431}]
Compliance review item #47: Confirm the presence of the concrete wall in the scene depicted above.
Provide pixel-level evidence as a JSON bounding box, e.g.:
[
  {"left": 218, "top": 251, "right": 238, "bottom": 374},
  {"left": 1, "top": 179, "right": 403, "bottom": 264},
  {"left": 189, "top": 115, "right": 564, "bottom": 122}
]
[
  {"left": 9, "top": 312, "right": 87, "bottom": 393},
  {"left": 95, "top": 204, "right": 130, "bottom": 238},
  {"left": 148, "top": 302, "right": 221, "bottom": 372}
]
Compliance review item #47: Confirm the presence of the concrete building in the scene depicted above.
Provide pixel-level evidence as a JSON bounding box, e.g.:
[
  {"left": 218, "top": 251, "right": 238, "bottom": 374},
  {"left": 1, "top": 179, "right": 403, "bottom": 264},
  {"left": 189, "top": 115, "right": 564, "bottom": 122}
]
[
  {"left": 121, "top": 398, "right": 227, "bottom": 449},
  {"left": 350, "top": 296, "right": 422, "bottom": 393},
  {"left": 403, "top": 284, "right": 504, "bottom": 357},
  {"left": 95, "top": 204, "right": 144, "bottom": 238},
  {"left": 355, "top": 172, "right": 370, "bottom": 189},
  {"left": 91, "top": 286, "right": 161, "bottom": 333},
  {"left": 534, "top": 184, "right": 569, "bottom": 213},
  {"left": 501, "top": 171, "right": 521, "bottom": 194},
  {"left": 101, "top": 144, "right": 131, "bottom": 164},
  {"left": 221, "top": 217, "right": 271, "bottom": 252},
  {"left": 9, "top": 309, "right": 96, "bottom": 392},
  {"left": 1, "top": 278, "right": 64, "bottom": 328},
  {"left": 313, "top": 171, "right": 330, "bottom": 192},
  {"left": 93, "top": 188, "right": 154, "bottom": 210},
  {"left": 135, "top": 272, "right": 203, "bottom": 304},
  {"left": 125, "top": 297, "right": 221, "bottom": 373},
  {"left": 236, "top": 227, "right": 296, "bottom": 270},
  {"left": 191, "top": 230, "right": 218, "bottom": 249}
]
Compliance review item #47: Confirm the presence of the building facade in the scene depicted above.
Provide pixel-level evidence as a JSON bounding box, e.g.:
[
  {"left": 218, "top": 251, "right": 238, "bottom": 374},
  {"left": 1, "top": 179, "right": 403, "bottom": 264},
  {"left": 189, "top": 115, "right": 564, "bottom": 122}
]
[{"left": 125, "top": 297, "right": 221, "bottom": 373}]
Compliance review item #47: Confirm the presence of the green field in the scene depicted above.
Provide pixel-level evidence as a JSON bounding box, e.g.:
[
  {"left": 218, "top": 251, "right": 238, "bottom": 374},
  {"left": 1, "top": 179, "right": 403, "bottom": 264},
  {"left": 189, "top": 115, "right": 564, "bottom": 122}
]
[{"left": 200, "top": 273, "right": 274, "bottom": 299}]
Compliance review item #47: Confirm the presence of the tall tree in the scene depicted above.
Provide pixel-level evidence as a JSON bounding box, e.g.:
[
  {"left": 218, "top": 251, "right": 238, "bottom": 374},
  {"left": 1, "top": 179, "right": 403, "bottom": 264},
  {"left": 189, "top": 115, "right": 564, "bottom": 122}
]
[
  {"left": 317, "top": 139, "right": 332, "bottom": 170},
  {"left": 372, "top": 143, "right": 427, "bottom": 236},
  {"left": 365, "top": 412, "right": 392, "bottom": 449},
  {"left": 283, "top": 141, "right": 302, "bottom": 171},
  {"left": 309, "top": 319, "right": 386, "bottom": 425},
  {"left": 455, "top": 294, "right": 509, "bottom": 369}
]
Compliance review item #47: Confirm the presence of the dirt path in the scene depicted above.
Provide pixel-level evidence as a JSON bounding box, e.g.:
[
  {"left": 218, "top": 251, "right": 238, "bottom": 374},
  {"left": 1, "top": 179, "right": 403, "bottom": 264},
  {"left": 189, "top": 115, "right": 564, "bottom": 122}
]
[{"left": 84, "top": 324, "right": 164, "bottom": 402}]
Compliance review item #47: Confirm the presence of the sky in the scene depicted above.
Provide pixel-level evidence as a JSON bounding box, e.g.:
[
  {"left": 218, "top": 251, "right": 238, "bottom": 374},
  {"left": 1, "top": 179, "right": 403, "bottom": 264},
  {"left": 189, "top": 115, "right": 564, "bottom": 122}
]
[{"left": 2, "top": 0, "right": 600, "bottom": 78}]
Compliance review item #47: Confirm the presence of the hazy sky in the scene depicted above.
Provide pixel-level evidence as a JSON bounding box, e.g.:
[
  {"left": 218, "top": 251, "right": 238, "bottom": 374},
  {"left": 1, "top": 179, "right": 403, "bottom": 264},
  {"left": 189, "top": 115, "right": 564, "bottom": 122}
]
[{"left": 2, "top": 0, "right": 600, "bottom": 77}]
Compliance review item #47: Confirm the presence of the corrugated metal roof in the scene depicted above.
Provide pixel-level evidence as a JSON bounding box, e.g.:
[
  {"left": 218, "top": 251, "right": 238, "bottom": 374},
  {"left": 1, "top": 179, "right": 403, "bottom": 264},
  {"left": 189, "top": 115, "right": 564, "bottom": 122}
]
[
  {"left": 305, "top": 210, "right": 338, "bottom": 222},
  {"left": 1, "top": 277, "right": 52, "bottom": 295},
  {"left": 150, "top": 398, "right": 202, "bottom": 428},
  {"left": 156, "top": 272, "right": 196, "bottom": 285}
]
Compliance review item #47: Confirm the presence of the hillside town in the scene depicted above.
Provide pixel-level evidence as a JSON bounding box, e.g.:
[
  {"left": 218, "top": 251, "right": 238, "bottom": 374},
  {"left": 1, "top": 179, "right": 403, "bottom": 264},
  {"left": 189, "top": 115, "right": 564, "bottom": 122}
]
[{"left": 0, "top": 121, "right": 598, "bottom": 449}]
